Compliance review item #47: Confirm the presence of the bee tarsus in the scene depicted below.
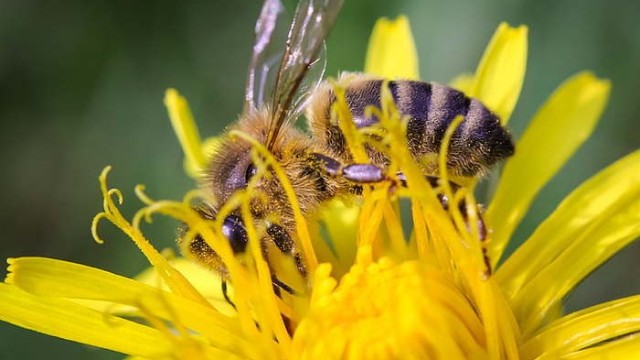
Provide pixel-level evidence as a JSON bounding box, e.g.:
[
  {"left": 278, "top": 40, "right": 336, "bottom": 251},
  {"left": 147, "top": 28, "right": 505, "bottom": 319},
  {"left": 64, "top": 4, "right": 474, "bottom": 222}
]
[
  {"left": 311, "top": 152, "right": 388, "bottom": 183},
  {"left": 341, "top": 164, "right": 386, "bottom": 183}
]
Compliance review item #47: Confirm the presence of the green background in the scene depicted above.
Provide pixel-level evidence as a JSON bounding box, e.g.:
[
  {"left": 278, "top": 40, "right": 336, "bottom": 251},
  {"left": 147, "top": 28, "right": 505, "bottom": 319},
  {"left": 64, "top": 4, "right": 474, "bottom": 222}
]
[{"left": 1, "top": 0, "right": 638, "bottom": 358}]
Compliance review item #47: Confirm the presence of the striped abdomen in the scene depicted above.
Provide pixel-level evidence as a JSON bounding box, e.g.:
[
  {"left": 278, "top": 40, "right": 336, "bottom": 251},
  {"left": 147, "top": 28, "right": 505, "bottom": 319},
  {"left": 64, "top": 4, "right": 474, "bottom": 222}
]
[{"left": 307, "top": 75, "right": 515, "bottom": 177}]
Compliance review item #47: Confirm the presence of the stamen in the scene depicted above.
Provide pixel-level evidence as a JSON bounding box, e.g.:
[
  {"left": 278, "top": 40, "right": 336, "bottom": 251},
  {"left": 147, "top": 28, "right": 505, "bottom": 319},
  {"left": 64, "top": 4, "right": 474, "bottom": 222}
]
[{"left": 92, "top": 166, "right": 212, "bottom": 309}]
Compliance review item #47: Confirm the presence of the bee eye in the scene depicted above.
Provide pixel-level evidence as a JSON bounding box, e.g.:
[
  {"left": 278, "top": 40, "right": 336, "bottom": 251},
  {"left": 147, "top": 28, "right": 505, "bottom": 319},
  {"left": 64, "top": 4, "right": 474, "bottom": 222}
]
[
  {"left": 221, "top": 215, "right": 248, "bottom": 253},
  {"left": 244, "top": 163, "right": 257, "bottom": 184}
]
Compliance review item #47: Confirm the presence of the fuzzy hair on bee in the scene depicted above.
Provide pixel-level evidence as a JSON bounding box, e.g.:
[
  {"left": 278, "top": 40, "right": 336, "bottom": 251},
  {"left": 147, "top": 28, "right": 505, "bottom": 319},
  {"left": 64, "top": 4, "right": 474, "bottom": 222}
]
[
  {"left": 183, "top": 108, "right": 353, "bottom": 281},
  {"left": 204, "top": 107, "right": 349, "bottom": 230},
  {"left": 306, "top": 72, "right": 514, "bottom": 179},
  {"left": 178, "top": 0, "right": 514, "bottom": 294}
]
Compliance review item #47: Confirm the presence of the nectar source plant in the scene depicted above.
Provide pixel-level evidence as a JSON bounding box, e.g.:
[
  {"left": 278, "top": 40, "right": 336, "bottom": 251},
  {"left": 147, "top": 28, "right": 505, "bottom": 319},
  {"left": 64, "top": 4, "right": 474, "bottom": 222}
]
[{"left": 1, "top": 1, "right": 639, "bottom": 359}]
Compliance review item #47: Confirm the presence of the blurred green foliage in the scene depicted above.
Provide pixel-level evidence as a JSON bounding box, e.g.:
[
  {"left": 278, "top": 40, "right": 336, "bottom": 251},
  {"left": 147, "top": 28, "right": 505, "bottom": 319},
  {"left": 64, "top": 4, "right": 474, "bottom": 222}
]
[{"left": 0, "top": 1, "right": 638, "bottom": 358}]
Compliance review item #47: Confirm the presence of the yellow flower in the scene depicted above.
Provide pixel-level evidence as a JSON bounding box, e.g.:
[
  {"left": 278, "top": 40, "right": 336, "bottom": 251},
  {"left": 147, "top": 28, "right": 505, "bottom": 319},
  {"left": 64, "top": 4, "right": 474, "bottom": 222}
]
[{"left": 2, "top": 15, "right": 640, "bottom": 360}]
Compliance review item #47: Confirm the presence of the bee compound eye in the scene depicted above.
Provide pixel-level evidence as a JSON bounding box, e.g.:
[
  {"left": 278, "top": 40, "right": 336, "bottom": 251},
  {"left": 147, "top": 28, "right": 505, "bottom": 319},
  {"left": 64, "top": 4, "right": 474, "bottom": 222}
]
[
  {"left": 221, "top": 215, "right": 248, "bottom": 254},
  {"left": 244, "top": 163, "right": 257, "bottom": 184}
]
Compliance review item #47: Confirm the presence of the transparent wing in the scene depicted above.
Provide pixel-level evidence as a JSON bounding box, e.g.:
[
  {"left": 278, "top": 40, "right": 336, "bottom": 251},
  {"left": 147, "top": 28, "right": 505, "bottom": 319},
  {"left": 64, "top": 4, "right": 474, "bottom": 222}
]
[
  {"left": 244, "top": 0, "right": 286, "bottom": 112},
  {"left": 290, "top": 42, "right": 327, "bottom": 118},
  {"left": 265, "top": 0, "right": 344, "bottom": 150}
]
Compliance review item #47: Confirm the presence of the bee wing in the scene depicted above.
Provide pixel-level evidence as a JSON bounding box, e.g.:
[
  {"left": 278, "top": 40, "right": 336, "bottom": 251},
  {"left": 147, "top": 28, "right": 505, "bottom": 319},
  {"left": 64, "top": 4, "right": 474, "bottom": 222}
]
[
  {"left": 290, "top": 42, "right": 327, "bottom": 117},
  {"left": 265, "top": 0, "right": 344, "bottom": 150},
  {"left": 244, "top": 0, "right": 287, "bottom": 112}
]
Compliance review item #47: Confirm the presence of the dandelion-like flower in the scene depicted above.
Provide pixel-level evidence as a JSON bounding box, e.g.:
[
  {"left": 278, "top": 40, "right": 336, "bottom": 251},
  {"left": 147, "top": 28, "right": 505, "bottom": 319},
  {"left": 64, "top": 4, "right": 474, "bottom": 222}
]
[{"left": 2, "top": 15, "right": 640, "bottom": 360}]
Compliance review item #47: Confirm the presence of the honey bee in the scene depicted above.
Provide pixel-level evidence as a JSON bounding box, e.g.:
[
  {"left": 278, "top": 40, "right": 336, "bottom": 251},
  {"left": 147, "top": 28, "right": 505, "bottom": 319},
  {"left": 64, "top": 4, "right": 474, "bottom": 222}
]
[{"left": 180, "top": 0, "right": 514, "bottom": 293}]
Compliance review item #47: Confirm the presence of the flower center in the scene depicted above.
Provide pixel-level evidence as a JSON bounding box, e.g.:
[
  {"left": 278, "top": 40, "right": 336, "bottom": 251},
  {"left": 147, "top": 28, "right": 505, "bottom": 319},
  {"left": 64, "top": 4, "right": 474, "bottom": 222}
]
[{"left": 291, "top": 252, "right": 487, "bottom": 359}]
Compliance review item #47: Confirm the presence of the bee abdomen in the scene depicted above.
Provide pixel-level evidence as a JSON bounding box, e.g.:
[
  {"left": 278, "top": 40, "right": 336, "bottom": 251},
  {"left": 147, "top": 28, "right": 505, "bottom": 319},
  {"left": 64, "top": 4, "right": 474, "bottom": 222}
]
[
  {"left": 391, "top": 81, "right": 514, "bottom": 175},
  {"left": 315, "top": 77, "right": 515, "bottom": 176}
]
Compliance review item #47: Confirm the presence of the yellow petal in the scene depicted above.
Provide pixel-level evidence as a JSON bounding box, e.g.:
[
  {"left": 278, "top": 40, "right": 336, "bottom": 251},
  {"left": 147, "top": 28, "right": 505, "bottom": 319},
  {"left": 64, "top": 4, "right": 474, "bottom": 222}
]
[
  {"left": 164, "top": 88, "right": 208, "bottom": 178},
  {"left": 520, "top": 295, "right": 640, "bottom": 359},
  {"left": 134, "top": 257, "right": 234, "bottom": 313},
  {"left": 449, "top": 73, "right": 475, "bottom": 94},
  {"left": 0, "top": 284, "right": 172, "bottom": 357},
  {"left": 560, "top": 333, "right": 640, "bottom": 360},
  {"left": 496, "top": 150, "right": 640, "bottom": 335},
  {"left": 487, "top": 72, "right": 611, "bottom": 265},
  {"left": 6, "top": 257, "right": 254, "bottom": 355},
  {"left": 364, "top": 16, "right": 420, "bottom": 80},
  {"left": 468, "top": 23, "right": 528, "bottom": 124},
  {"left": 316, "top": 199, "right": 360, "bottom": 276}
]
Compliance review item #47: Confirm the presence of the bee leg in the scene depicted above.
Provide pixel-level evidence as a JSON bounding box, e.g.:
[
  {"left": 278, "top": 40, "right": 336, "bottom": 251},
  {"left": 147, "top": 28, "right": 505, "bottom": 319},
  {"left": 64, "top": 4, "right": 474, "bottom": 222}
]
[
  {"left": 268, "top": 275, "right": 296, "bottom": 336},
  {"left": 221, "top": 280, "right": 236, "bottom": 309},
  {"left": 311, "top": 153, "right": 388, "bottom": 184},
  {"left": 271, "top": 276, "right": 295, "bottom": 294},
  {"left": 341, "top": 164, "right": 386, "bottom": 183},
  {"left": 445, "top": 189, "right": 491, "bottom": 276},
  {"left": 457, "top": 200, "right": 492, "bottom": 276},
  {"left": 397, "top": 172, "right": 493, "bottom": 275},
  {"left": 479, "top": 218, "right": 492, "bottom": 277},
  {"left": 310, "top": 152, "right": 342, "bottom": 176},
  {"left": 395, "top": 172, "right": 455, "bottom": 208},
  {"left": 266, "top": 223, "right": 300, "bottom": 295}
]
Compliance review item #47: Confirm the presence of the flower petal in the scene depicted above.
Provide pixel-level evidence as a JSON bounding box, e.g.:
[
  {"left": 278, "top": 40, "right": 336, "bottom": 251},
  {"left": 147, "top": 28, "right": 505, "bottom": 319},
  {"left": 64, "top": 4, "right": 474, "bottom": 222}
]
[
  {"left": 449, "top": 73, "right": 474, "bottom": 94},
  {"left": 364, "top": 16, "right": 420, "bottom": 80},
  {"left": 519, "top": 295, "right": 640, "bottom": 359},
  {"left": 559, "top": 333, "right": 640, "bottom": 360},
  {"left": 165, "top": 88, "right": 208, "bottom": 178},
  {"left": 316, "top": 199, "right": 359, "bottom": 276},
  {"left": 468, "top": 23, "right": 527, "bottom": 123},
  {"left": 6, "top": 257, "right": 256, "bottom": 356},
  {"left": 496, "top": 149, "right": 640, "bottom": 335},
  {"left": 134, "top": 257, "right": 234, "bottom": 313},
  {"left": 487, "top": 72, "right": 611, "bottom": 265},
  {"left": 0, "top": 283, "right": 172, "bottom": 357}
]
